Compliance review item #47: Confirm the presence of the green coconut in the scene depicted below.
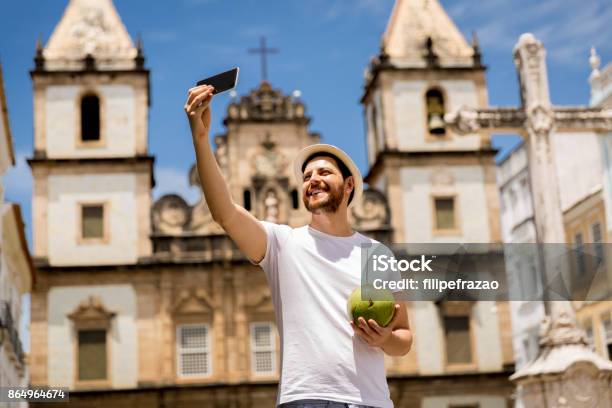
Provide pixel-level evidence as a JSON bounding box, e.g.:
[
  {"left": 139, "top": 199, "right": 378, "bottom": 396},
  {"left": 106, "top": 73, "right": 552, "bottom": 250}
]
[{"left": 347, "top": 285, "right": 395, "bottom": 327}]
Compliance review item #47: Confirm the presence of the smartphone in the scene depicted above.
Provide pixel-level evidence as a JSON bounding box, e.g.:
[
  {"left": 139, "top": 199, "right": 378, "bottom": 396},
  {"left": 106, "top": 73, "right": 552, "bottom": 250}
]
[{"left": 196, "top": 67, "right": 239, "bottom": 95}]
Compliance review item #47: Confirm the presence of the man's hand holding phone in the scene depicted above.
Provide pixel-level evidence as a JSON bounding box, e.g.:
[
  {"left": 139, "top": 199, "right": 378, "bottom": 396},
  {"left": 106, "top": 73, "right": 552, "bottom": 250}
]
[
  {"left": 185, "top": 67, "right": 239, "bottom": 141},
  {"left": 184, "top": 85, "right": 214, "bottom": 141}
]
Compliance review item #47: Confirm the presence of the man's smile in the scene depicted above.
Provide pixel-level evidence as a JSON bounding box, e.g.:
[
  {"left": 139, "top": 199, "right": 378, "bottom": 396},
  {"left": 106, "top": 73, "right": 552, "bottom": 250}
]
[{"left": 307, "top": 186, "right": 329, "bottom": 197}]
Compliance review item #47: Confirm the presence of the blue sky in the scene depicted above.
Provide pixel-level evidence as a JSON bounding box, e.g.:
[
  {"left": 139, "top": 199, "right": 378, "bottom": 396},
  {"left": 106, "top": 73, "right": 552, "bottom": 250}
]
[
  {"left": 2, "top": 0, "right": 611, "bottom": 246},
  {"left": 1, "top": 0, "right": 611, "bottom": 353}
]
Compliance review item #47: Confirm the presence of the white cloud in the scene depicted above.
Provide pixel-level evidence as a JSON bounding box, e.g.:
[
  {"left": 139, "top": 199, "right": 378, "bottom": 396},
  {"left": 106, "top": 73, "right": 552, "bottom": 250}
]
[
  {"left": 453, "top": 0, "right": 612, "bottom": 67},
  {"left": 4, "top": 151, "right": 32, "bottom": 205},
  {"left": 153, "top": 166, "right": 201, "bottom": 205}
]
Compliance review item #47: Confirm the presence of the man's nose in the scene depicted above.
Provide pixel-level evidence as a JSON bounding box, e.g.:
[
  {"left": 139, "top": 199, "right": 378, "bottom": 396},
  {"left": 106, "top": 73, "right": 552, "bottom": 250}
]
[{"left": 309, "top": 173, "right": 323, "bottom": 184}]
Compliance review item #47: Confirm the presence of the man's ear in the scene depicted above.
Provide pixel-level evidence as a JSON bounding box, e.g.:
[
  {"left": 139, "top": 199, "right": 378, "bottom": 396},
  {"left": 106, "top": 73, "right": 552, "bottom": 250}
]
[{"left": 345, "top": 175, "right": 355, "bottom": 194}]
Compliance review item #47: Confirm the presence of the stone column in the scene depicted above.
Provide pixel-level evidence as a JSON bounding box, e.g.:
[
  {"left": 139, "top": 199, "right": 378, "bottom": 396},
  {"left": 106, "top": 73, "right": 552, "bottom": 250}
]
[{"left": 510, "top": 33, "right": 612, "bottom": 407}]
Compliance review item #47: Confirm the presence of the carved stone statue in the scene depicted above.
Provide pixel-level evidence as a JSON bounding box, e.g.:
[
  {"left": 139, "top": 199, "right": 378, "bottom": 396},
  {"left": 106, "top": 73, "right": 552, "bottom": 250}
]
[{"left": 264, "top": 190, "right": 280, "bottom": 223}]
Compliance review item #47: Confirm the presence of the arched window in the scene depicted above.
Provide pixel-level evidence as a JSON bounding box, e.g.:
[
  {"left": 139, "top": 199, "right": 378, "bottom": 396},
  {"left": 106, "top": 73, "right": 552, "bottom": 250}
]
[
  {"left": 425, "top": 89, "right": 446, "bottom": 135},
  {"left": 81, "top": 94, "right": 100, "bottom": 142},
  {"left": 243, "top": 190, "right": 252, "bottom": 211},
  {"left": 291, "top": 189, "right": 299, "bottom": 210}
]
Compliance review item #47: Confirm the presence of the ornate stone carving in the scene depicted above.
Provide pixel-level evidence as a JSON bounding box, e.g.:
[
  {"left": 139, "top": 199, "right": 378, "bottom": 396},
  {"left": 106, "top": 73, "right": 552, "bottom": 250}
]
[
  {"left": 445, "top": 106, "right": 526, "bottom": 134},
  {"left": 68, "top": 296, "right": 115, "bottom": 328},
  {"left": 70, "top": 7, "right": 111, "bottom": 55},
  {"left": 511, "top": 309, "right": 612, "bottom": 407},
  {"left": 350, "top": 189, "right": 390, "bottom": 231},
  {"left": 447, "top": 106, "right": 612, "bottom": 136},
  {"left": 224, "top": 81, "right": 309, "bottom": 123},
  {"left": 171, "top": 288, "right": 216, "bottom": 316},
  {"left": 526, "top": 105, "right": 554, "bottom": 136},
  {"left": 42, "top": 0, "right": 138, "bottom": 70},
  {"left": 554, "top": 107, "right": 612, "bottom": 132},
  {"left": 250, "top": 136, "right": 287, "bottom": 179},
  {"left": 445, "top": 106, "right": 479, "bottom": 133},
  {"left": 152, "top": 194, "right": 190, "bottom": 235}
]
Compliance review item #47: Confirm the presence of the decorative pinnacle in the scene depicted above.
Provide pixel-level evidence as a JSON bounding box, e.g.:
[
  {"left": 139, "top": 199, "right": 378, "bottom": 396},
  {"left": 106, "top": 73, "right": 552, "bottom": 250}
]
[
  {"left": 135, "top": 33, "right": 145, "bottom": 69},
  {"left": 471, "top": 31, "right": 480, "bottom": 49},
  {"left": 424, "top": 36, "right": 438, "bottom": 67},
  {"left": 471, "top": 31, "right": 482, "bottom": 67},
  {"left": 589, "top": 46, "right": 601, "bottom": 78},
  {"left": 34, "top": 34, "right": 45, "bottom": 70},
  {"left": 36, "top": 34, "right": 43, "bottom": 52}
]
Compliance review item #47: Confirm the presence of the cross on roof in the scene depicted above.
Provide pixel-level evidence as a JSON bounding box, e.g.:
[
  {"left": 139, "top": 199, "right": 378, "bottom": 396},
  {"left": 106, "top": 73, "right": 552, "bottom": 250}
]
[{"left": 248, "top": 37, "right": 278, "bottom": 82}]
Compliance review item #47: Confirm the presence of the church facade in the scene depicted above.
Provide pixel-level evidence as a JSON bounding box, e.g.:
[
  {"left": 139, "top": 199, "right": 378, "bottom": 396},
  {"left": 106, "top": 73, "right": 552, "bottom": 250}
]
[{"left": 29, "top": 0, "right": 515, "bottom": 407}]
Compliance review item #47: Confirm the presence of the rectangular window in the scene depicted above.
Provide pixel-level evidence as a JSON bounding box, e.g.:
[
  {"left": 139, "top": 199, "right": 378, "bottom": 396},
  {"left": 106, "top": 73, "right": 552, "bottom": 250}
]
[
  {"left": 81, "top": 94, "right": 101, "bottom": 142},
  {"left": 177, "top": 324, "right": 211, "bottom": 377},
  {"left": 78, "top": 329, "right": 107, "bottom": 381},
  {"left": 574, "top": 233, "right": 586, "bottom": 276},
  {"left": 250, "top": 322, "right": 276, "bottom": 375},
  {"left": 443, "top": 316, "right": 472, "bottom": 365},
  {"left": 81, "top": 204, "right": 104, "bottom": 240},
  {"left": 435, "top": 197, "right": 456, "bottom": 230},
  {"left": 591, "top": 222, "right": 605, "bottom": 266}
]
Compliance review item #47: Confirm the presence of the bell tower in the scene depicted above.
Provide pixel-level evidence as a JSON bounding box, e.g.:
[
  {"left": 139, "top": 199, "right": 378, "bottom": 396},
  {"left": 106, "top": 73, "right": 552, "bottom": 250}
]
[
  {"left": 29, "top": 0, "right": 153, "bottom": 266},
  {"left": 360, "top": 0, "right": 512, "bottom": 385},
  {"left": 362, "top": 0, "right": 500, "bottom": 244}
]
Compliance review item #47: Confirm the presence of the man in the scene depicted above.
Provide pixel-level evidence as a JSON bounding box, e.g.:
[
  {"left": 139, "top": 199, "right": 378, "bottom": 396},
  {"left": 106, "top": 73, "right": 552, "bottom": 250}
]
[{"left": 185, "top": 85, "right": 412, "bottom": 408}]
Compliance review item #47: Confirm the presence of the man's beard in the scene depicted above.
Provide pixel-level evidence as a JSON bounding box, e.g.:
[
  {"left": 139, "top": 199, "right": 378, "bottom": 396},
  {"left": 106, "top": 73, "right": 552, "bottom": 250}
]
[{"left": 303, "top": 183, "right": 344, "bottom": 214}]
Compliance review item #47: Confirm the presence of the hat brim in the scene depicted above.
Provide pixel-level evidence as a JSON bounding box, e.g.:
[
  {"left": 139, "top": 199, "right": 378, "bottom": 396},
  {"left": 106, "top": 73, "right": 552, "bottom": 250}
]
[{"left": 293, "top": 144, "right": 363, "bottom": 206}]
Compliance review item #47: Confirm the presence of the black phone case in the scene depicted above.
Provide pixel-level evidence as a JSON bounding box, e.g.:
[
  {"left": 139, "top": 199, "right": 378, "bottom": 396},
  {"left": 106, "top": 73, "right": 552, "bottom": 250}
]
[{"left": 196, "top": 68, "right": 239, "bottom": 94}]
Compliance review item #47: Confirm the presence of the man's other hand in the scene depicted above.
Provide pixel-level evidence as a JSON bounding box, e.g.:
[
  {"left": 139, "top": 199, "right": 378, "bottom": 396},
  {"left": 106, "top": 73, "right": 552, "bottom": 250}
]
[
  {"left": 350, "top": 304, "right": 400, "bottom": 348},
  {"left": 350, "top": 302, "right": 412, "bottom": 356}
]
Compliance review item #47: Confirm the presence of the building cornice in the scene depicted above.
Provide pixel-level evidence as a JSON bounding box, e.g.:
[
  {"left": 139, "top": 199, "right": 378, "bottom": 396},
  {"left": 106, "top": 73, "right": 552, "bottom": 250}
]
[
  {"left": 27, "top": 155, "right": 154, "bottom": 167},
  {"left": 32, "top": 254, "right": 253, "bottom": 273},
  {"left": 28, "top": 155, "right": 156, "bottom": 187},
  {"left": 364, "top": 148, "right": 497, "bottom": 183}
]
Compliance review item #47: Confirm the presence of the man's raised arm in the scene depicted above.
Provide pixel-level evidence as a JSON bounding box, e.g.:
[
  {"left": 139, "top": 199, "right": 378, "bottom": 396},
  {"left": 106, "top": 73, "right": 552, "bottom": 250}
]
[{"left": 184, "top": 85, "right": 267, "bottom": 263}]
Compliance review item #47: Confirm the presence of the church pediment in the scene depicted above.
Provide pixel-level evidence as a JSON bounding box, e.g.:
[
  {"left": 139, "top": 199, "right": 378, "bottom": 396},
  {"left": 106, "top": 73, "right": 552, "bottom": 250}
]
[
  {"left": 68, "top": 296, "right": 115, "bottom": 328},
  {"left": 43, "top": 0, "right": 138, "bottom": 70},
  {"left": 171, "top": 289, "right": 216, "bottom": 316},
  {"left": 383, "top": 0, "right": 474, "bottom": 66}
]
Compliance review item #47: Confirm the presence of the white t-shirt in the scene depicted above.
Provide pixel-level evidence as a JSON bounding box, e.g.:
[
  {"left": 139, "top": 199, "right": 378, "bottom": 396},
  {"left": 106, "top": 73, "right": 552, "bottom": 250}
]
[{"left": 255, "top": 221, "right": 395, "bottom": 408}]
